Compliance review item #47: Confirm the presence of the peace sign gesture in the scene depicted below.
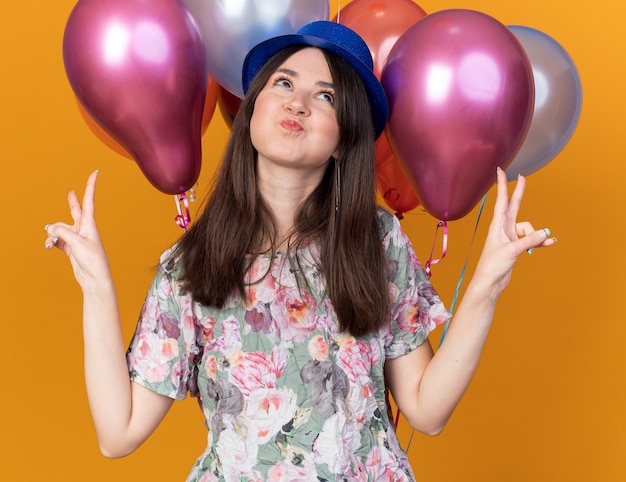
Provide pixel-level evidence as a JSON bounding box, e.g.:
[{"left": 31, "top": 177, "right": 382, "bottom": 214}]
[
  {"left": 44, "top": 170, "right": 112, "bottom": 295},
  {"left": 474, "top": 167, "right": 557, "bottom": 299}
]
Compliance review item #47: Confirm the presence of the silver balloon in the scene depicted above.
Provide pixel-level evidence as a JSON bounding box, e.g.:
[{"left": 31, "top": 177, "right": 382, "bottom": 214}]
[
  {"left": 185, "top": 0, "right": 330, "bottom": 98},
  {"left": 506, "top": 26, "right": 582, "bottom": 180}
]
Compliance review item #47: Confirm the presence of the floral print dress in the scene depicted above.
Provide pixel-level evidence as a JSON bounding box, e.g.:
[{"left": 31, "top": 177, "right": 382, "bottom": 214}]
[{"left": 126, "top": 209, "right": 449, "bottom": 481}]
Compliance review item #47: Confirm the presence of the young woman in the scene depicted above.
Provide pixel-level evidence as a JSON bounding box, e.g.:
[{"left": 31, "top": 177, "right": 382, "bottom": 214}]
[{"left": 45, "top": 21, "right": 556, "bottom": 481}]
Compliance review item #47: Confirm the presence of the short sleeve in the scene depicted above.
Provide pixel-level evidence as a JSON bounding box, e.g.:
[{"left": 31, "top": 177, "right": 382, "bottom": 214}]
[
  {"left": 378, "top": 209, "right": 450, "bottom": 359},
  {"left": 126, "top": 252, "right": 200, "bottom": 400}
]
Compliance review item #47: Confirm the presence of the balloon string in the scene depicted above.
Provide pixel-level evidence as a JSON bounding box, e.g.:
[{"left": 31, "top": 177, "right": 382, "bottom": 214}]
[
  {"left": 174, "top": 192, "right": 192, "bottom": 232},
  {"left": 401, "top": 194, "right": 488, "bottom": 455},
  {"left": 424, "top": 220, "right": 448, "bottom": 279},
  {"left": 438, "top": 194, "right": 487, "bottom": 347}
]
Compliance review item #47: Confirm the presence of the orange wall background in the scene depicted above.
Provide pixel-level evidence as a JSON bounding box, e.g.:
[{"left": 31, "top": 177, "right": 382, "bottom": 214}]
[{"left": 2, "top": 0, "right": 624, "bottom": 480}]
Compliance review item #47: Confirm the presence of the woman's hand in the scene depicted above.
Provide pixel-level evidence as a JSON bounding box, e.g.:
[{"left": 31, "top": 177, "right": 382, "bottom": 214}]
[
  {"left": 44, "top": 170, "right": 112, "bottom": 294},
  {"left": 474, "top": 167, "right": 557, "bottom": 299}
]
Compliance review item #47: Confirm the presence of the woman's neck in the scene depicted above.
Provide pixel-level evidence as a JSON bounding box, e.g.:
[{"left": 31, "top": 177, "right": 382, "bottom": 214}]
[{"left": 256, "top": 163, "right": 326, "bottom": 242}]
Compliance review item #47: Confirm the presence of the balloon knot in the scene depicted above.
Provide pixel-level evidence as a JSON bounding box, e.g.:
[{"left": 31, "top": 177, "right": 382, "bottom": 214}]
[{"left": 174, "top": 192, "right": 192, "bottom": 232}]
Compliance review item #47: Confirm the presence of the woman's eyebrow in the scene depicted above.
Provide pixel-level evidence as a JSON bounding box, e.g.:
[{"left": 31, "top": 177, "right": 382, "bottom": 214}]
[
  {"left": 277, "top": 67, "right": 297, "bottom": 77},
  {"left": 317, "top": 80, "right": 335, "bottom": 90},
  {"left": 276, "top": 68, "right": 335, "bottom": 90}
]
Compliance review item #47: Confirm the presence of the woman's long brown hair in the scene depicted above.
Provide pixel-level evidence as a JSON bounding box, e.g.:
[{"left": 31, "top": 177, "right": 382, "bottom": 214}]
[{"left": 172, "top": 45, "right": 389, "bottom": 337}]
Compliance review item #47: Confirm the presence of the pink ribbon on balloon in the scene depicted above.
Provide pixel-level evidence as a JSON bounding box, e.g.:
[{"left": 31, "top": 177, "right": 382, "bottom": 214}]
[
  {"left": 424, "top": 221, "right": 448, "bottom": 279},
  {"left": 174, "top": 191, "right": 193, "bottom": 232}
]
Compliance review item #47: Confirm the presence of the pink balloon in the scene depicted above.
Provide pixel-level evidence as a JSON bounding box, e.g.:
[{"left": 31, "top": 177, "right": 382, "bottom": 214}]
[
  {"left": 382, "top": 9, "right": 534, "bottom": 220},
  {"left": 63, "top": 0, "right": 207, "bottom": 195}
]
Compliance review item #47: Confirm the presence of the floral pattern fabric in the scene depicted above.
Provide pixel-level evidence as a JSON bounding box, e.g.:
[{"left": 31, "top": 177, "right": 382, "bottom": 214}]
[{"left": 127, "top": 208, "right": 450, "bottom": 481}]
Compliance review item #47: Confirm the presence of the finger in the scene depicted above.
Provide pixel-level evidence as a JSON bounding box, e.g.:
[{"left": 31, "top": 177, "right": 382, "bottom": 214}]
[
  {"left": 492, "top": 167, "right": 510, "bottom": 220},
  {"left": 51, "top": 237, "right": 68, "bottom": 253},
  {"left": 506, "top": 174, "right": 526, "bottom": 220},
  {"left": 517, "top": 227, "right": 554, "bottom": 254},
  {"left": 45, "top": 222, "right": 83, "bottom": 251},
  {"left": 81, "top": 170, "right": 99, "bottom": 220},
  {"left": 515, "top": 221, "right": 537, "bottom": 238},
  {"left": 540, "top": 234, "right": 557, "bottom": 247},
  {"left": 44, "top": 229, "right": 67, "bottom": 252},
  {"left": 44, "top": 233, "right": 59, "bottom": 250},
  {"left": 68, "top": 190, "right": 83, "bottom": 226},
  {"left": 533, "top": 227, "right": 557, "bottom": 249},
  {"left": 46, "top": 221, "right": 75, "bottom": 234},
  {"left": 516, "top": 223, "right": 556, "bottom": 246},
  {"left": 44, "top": 222, "right": 69, "bottom": 248}
]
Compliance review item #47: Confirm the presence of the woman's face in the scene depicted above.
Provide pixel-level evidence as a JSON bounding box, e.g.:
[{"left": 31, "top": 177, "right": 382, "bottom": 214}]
[{"left": 250, "top": 47, "right": 340, "bottom": 176}]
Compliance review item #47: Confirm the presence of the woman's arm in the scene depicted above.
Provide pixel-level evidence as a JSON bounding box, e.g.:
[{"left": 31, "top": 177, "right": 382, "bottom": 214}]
[
  {"left": 385, "top": 168, "right": 556, "bottom": 435},
  {"left": 45, "top": 171, "right": 173, "bottom": 457}
]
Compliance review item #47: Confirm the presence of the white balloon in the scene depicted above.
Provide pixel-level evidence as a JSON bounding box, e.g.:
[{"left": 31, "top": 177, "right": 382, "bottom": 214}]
[
  {"left": 506, "top": 26, "right": 582, "bottom": 180},
  {"left": 185, "top": 0, "right": 330, "bottom": 97}
]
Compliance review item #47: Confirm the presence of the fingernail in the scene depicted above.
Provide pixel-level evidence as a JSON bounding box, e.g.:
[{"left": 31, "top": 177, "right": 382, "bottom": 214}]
[
  {"left": 497, "top": 166, "right": 502, "bottom": 171},
  {"left": 52, "top": 237, "right": 59, "bottom": 244},
  {"left": 552, "top": 237, "right": 558, "bottom": 243},
  {"left": 45, "top": 242, "right": 51, "bottom": 249},
  {"left": 543, "top": 228, "right": 551, "bottom": 237},
  {"left": 527, "top": 248, "right": 534, "bottom": 255},
  {"left": 44, "top": 224, "right": 50, "bottom": 231}
]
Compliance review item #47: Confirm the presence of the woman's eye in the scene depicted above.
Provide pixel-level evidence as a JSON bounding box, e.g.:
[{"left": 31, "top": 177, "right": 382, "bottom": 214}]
[
  {"left": 318, "top": 91, "right": 335, "bottom": 104},
  {"left": 275, "top": 77, "right": 292, "bottom": 89}
]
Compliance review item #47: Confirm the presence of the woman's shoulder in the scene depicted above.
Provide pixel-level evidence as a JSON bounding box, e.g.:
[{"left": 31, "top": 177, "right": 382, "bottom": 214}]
[
  {"left": 157, "top": 245, "right": 182, "bottom": 277},
  {"left": 376, "top": 206, "right": 402, "bottom": 236}
]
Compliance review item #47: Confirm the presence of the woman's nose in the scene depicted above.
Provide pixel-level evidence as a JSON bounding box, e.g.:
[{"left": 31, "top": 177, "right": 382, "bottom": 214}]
[{"left": 284, "top": 95, "right": 309, "bottom": 116}]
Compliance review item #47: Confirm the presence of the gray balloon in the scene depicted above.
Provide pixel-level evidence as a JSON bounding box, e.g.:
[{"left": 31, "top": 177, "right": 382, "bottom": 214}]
[
  {"left": 506, "top": 26, "right": 582, "bottom": 180},
  {"left": 185, "top": 0, "right": 330, "bottom": 97}
]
